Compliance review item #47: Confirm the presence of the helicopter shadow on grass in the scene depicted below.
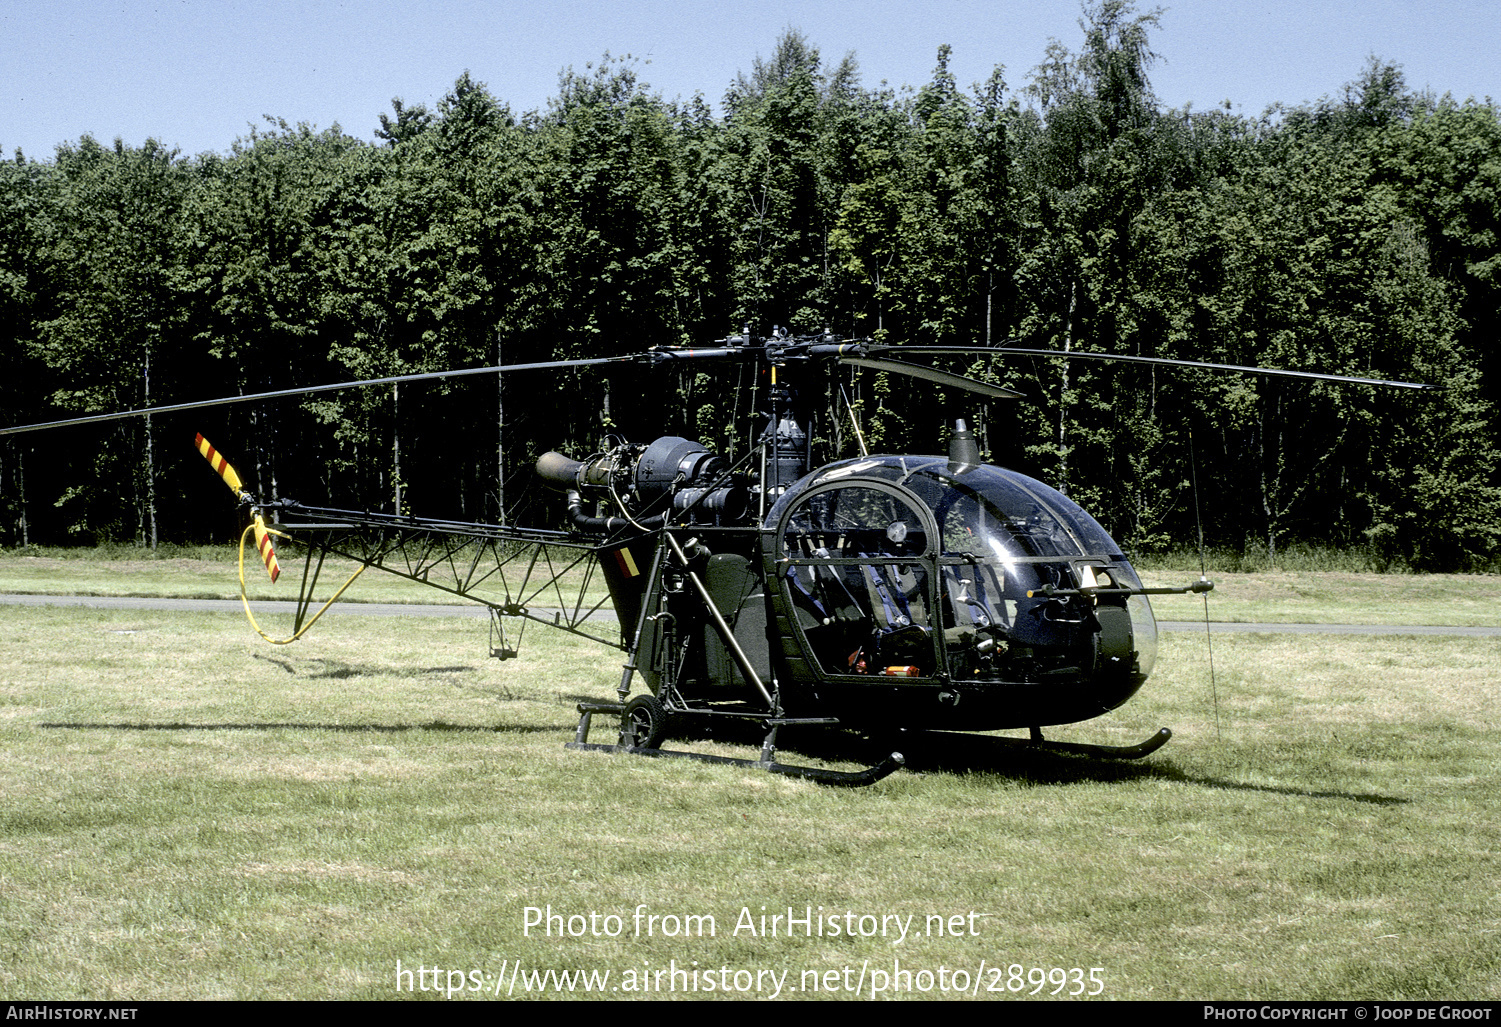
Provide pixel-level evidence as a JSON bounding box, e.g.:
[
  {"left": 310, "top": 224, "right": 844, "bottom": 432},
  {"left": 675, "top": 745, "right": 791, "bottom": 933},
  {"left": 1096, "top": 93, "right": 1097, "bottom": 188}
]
[
  {"left": 659, "top": 716, "right": 1408, "bottom": 803},
  {"left": 896, "top": 732, "right": 1410, "bottom": 803},
  {"left": 1147, "top": 763, "right": 1409, "bottom": 806},
  {"left": 646, "top": 715, "right": 1153, "bottom": 786},
  {"left": 252, "top": 651, "right": 475, "bottom": 680},
  {"left": 252, "top": 651, "right": 552, "bottom": 708},
  {"left": 252, "top": 653, "right": 575, "bottom": 713},
  {"left": 38, "top": 719, "right": 562, "bottom": 736},
  {"left": 35, "top": 655, "right": 583, "bottom": 736}
]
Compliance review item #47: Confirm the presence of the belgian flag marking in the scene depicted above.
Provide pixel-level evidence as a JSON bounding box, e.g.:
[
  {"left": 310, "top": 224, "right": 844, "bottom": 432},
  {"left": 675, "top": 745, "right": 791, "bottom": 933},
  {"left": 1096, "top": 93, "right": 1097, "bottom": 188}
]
[{"left": 614, "top": 547, "right": 641, "bottom": 578}]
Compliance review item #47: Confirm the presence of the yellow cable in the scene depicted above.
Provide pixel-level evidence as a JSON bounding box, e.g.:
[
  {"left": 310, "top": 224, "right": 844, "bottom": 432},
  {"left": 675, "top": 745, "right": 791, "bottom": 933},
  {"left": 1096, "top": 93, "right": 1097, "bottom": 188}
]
[{"left": 238, "top": 520, "right": 367, "bottom": 644}]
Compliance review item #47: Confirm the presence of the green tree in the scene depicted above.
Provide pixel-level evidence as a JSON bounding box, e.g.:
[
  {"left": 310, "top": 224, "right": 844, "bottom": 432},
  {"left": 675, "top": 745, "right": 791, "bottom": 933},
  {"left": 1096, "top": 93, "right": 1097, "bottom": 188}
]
[
  {"left": 1012, "top": 0, "right": 1168, "bottom": 525},
  {"left": 0, "top": 153, "right": 53, "bottom": 545},
  {"left": 33, "top": 137, "right": 192, "bottom": 545},
  {"left": 719, "top": 31, "right": 864, "bottom": 332},
  {"left": 185, "top": 119, "right": 371, "bottom": 509}
]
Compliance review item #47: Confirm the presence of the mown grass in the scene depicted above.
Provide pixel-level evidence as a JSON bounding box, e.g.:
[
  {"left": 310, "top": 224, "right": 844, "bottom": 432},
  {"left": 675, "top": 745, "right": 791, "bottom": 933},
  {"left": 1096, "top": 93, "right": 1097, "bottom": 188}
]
[
  {"left": 0, "top": 543, "right": 609, "bottom": 608},
  {"left": 1, "top": 580, "right": 1498, "bottom": 1001},
  {"left": 5, "top": 545, "right": 1498, "bottom": 627},
  {"left": 1135, "top": 543, "right": 1501, "bottom": 575},
  {"left": 8, "top": 540, "right": 1464, "bottom": 573},
  {"left": 1138, "top": 569, "right": 1501, "bottom": 627}
]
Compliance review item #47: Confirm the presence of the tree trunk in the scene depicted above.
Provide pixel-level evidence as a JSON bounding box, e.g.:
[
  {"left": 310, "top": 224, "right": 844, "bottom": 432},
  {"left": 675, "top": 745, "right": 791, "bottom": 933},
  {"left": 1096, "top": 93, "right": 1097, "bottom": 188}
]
[
  {"left": 142, "top": 344, "right": 157, "bottom": 550},
  {"left": 496, "top": 332, "right": 506, "bottom": 524},
  {"left": 16, "top": 444, "right": 27, "bottom": 547},
  {"left": 1057, "top": 280, "right": 1076, "bottom": 496}
]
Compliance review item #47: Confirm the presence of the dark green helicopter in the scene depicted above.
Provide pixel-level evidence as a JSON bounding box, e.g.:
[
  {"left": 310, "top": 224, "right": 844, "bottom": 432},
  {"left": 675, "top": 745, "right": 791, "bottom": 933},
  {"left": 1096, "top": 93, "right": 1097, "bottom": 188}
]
[{"left": 3, "top": 330, "right": 1436, "bottom": 786}]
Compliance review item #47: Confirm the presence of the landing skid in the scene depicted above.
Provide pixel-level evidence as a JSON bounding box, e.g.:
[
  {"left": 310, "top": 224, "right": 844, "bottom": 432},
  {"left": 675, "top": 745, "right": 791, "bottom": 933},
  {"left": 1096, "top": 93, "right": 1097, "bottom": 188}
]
[
  {"left": 566, "top": 740, "right": 906, "bottom": 787},
  {"left": 978, "top": 726, "right": 1173, "bottom": 760},
  {"left": 566, "top": 702, "right": 905, "bottom": 788}
]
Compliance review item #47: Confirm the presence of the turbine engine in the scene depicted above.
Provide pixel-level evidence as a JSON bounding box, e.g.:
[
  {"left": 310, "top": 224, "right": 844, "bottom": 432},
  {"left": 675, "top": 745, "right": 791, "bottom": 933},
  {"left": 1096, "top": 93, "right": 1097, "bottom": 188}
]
[{"left": 536, "top": 436, "right": 748, "bottom": 529}]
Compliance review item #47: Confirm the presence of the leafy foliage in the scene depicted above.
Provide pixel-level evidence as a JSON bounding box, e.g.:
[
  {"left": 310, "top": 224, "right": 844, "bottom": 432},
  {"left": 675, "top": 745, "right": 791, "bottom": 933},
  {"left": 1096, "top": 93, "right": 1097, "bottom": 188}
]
[{"left": 2, "top": 7, "right": 1499, "bottom": 569}]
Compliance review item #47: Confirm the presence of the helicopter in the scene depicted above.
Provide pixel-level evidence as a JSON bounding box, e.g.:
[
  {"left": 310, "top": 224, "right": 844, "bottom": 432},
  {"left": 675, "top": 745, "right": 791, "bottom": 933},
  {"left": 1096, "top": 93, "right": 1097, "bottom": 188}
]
[{"left": 3, "top": 329, "right": 1438, "bottom": 786}]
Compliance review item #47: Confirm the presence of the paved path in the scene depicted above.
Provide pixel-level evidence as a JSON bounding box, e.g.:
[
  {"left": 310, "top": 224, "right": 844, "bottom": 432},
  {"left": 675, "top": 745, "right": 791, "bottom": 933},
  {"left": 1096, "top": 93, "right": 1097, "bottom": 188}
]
[
  {"left": 0, "top": 594, "right": 493, "bottom": 619},
  {"left": 3, "top": 594, "right": 1498, "bottom": 636},
  {"left": 1156, "top": 620, "right": 1501, "bottom": 637}
]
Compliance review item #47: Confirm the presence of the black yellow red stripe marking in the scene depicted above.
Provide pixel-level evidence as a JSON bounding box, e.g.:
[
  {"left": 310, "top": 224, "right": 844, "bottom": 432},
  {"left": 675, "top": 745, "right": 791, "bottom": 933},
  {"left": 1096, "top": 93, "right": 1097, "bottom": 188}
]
[
  {"left": 196, "top": 432, "right": 278, "bottom": 583},
  {"left": 194, "top": 433, "right": 244, "bottom": 495},
  {"left": 254, "top": 517, "right": 281, "bottom": 583}
]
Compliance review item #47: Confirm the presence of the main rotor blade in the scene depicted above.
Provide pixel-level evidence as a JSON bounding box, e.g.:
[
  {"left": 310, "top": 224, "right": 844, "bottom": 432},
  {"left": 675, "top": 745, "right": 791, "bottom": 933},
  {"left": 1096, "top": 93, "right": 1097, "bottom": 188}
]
[
  {"left": 882, "top": 346, "right": 1439, "bottom": 391},
  {"left": 0, "top": 355, "right": 638, "bottom": 436},
  {"left": 839, "top": 357, "right": 1025, "bottom": 400}
]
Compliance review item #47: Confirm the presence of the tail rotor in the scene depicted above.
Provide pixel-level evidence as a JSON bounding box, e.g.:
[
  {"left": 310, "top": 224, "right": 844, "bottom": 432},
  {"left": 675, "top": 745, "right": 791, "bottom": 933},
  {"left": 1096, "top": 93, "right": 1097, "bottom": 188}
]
[{"left": 194, "top": 433, "right": 280, "bottom": 583}]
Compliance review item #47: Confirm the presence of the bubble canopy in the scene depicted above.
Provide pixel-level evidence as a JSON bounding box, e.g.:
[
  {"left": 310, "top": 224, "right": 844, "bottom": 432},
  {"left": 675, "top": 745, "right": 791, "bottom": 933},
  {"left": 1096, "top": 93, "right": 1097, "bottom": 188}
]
[
  {"left": 764, "top": 456, "right": 1157, "bottom": 726},
  {"left": 765, "top": 455, "right": 1124, "bottom": 561}
]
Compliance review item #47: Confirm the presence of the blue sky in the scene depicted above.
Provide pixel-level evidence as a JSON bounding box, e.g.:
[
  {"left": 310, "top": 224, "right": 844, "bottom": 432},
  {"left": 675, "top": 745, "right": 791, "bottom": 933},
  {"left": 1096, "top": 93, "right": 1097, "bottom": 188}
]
[{"left": 3, "top": 0, "right": 1498, "bottom": 159}]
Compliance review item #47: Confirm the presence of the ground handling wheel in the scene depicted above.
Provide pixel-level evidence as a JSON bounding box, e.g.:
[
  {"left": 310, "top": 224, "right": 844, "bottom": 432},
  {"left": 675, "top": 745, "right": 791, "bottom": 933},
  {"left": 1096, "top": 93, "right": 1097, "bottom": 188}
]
[{"left": 620, "top": 694, "right": 669, "bottom": 749}]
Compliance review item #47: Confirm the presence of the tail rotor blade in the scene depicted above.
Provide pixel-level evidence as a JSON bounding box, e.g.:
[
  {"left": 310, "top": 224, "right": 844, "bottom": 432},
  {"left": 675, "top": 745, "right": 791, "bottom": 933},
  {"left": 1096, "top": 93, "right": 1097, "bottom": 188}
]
[
  {"left": 252, "top": 515, "right": 281, "bottom": 584},
  {"left": 196, "top": 433, "right": 280, "bottom": 584},
  {"left": 194, "top": 433, "right": 245, "bottom": 497}
]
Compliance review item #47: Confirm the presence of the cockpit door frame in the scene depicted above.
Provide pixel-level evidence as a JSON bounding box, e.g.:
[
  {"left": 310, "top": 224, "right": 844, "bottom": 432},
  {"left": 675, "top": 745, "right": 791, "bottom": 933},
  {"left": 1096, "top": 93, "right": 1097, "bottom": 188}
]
[{"left": 773, "top": 476, "right": 947, "bottom": 684}]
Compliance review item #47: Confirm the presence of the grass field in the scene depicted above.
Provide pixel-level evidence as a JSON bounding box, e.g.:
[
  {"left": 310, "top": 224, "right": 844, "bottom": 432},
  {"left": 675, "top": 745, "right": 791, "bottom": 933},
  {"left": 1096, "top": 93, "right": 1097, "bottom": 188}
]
[
  {"left": 0, "top": 544, "right": 607, "bottom": 610},
  {"left": 6, "top": 546, "right": 1501, "bottom": 626},
  {"left": 1, "top": 556, "right": 1499, "bottom": 1000}
]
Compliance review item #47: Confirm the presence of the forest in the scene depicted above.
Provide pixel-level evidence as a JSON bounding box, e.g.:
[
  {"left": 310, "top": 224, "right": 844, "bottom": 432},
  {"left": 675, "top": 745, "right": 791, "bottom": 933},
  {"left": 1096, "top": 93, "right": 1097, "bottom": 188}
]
[{"left": 2, "top": 2, "right": 1499, "bottom": 570}]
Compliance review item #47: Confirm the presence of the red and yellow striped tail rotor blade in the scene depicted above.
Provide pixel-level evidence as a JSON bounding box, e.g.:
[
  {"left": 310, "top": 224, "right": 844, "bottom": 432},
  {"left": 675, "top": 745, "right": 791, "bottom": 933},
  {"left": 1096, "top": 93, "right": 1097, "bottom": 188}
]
[
  {"left": 197, "top": 433, "right": 279, "bottom": 584},
  {"left": 194, "top": 433, "right": 244, "bottom": 497},
  {"left": 252, "top": 514, "right": 281, "bottom": 584}
]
